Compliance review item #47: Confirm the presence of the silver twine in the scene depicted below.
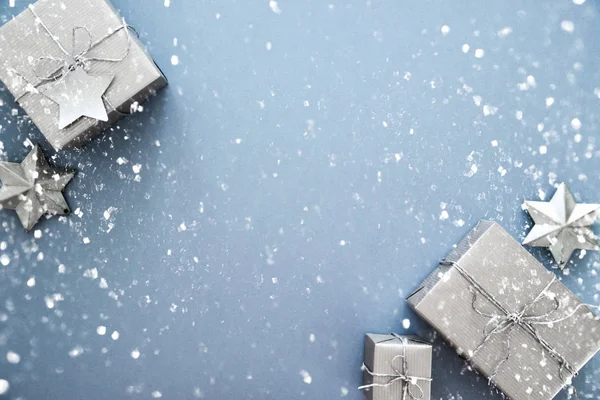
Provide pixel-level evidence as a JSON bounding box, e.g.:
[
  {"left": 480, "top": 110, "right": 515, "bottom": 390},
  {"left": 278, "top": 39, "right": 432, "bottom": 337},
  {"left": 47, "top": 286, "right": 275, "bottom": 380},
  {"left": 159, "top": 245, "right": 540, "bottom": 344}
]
[
  {"left": 441, "top": 259, "right": 599, "bottom": 392},
  {"left": 358, "top": 334, "right": 432, "bottom": 400},
  {"left": 14, "top": 4, "right": 136, "bottom": 114}
]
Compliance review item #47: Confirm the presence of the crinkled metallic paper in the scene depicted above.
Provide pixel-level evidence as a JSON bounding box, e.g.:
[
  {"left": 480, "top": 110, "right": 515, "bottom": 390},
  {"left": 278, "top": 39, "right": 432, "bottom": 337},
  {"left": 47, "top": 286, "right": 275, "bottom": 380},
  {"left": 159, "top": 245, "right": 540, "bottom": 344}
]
[
  {"left": 407, "top": 221, "right": 600, "bottom": 400},
  {"left": 0, "top": 145, "right": 75, "bottom": 231},
  {"left": 0, "top": 0, "right": 167, "bottom": 150},
  {"left": 523, "top": 182, "right": 600, "bottom": 268}
]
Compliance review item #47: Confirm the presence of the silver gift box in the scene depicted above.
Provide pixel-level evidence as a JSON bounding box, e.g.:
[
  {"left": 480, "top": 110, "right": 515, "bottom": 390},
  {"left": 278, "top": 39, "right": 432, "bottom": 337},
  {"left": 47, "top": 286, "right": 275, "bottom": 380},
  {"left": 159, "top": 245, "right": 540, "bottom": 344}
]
[
  {"left": 0, "top": 0, "right": 167, "bottom": 150},
  {"left": 407, "top": 220, "right": 600, "bottom": 400},
  {"left": 362, "top": 333, "right": 432, "bottom": 400}
]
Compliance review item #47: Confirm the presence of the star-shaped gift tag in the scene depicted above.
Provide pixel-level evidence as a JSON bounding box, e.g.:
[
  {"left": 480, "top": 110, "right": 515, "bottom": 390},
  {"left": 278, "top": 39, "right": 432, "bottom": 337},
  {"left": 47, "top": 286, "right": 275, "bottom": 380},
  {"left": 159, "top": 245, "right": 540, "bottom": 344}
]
[
  {"left": 0, "top": 146, "right": 75, "bottom": 231},
  {"left": 523, "top": 182, "right": 600, "bottom": 267},
  {"left": 43, "top": 68, "right": 114, "bottom": 129}
]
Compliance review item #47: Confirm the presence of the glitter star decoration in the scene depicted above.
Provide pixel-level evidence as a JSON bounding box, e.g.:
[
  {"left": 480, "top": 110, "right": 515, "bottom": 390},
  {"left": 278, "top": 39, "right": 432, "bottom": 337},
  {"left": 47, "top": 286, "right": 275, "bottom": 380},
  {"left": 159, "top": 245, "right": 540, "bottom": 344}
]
[
  {"left": 43, "top": 68, "right": 114, "bottom": 129},
  {"left": 523, "top": 182, "right": 600, "bottom": 267},
  {"left": 0, "top": 146, "right": 75, "bottom": 231}
]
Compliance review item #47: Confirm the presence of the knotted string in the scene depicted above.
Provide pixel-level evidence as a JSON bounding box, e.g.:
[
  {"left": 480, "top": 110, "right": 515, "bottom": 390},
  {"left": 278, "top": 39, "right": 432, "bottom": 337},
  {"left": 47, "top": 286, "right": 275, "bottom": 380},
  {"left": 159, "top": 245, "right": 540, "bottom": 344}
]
[
  {"left": 13, "top": 4, "right": 137, "bottom": 116},
  {"left": 358, "top": 334, "right": 432, "bottom": 400},
  {"left": 441, "top": 260, "right": 600, "bottom": 393}
]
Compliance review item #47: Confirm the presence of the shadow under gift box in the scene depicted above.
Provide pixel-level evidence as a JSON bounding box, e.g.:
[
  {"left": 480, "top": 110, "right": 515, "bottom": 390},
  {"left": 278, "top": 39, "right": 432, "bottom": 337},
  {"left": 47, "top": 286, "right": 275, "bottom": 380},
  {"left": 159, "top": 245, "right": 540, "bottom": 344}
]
[
  {"left": 0, "top": 0, "right": 167, "bottom": 150},
  {"left": 406, "top": 220, "right": 600, "bottom": 400},
  {"left": 362, "top": 334, "right": 432, "bottom": 400}
]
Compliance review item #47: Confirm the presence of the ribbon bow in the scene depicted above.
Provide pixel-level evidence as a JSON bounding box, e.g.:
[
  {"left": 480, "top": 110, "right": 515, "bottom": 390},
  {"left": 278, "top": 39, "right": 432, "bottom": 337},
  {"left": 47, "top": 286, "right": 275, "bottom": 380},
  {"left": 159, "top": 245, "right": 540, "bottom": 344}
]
[
  {"left": 15, "top": 4, "right": 135, "bottom": 104},
  {"left": 441, "top": 260, "right": 599, "bottom": 390},
  {"left": 358, "top": 335, "right": 431, "bottom": 400}
]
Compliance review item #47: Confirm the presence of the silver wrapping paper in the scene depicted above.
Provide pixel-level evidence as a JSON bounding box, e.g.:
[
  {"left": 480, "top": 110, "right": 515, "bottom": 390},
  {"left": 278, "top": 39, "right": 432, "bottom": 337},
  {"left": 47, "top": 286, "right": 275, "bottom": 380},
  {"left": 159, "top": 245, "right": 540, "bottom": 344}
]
[
  {"left": 406, "top": 220, "right": 600, "bottom": 400},
  {"left": 362, "top": 334, "right": 432, "bottom": 400},
  {"left": 0, "top": 0, "right": 167, "bottom": 150}
]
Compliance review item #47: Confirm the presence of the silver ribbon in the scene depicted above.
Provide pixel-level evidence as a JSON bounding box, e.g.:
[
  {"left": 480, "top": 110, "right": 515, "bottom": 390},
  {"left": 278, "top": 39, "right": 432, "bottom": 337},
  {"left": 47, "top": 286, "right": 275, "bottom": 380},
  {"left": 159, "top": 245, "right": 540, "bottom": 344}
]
[
  {"left": 358, "top": 333, "right": 432, "bottom": 400},
  {"left": 441, "top": 259, "right": 599, "bottom": 392},
  {"left": 14, "top": 4, "right": 136, "bottom": 114}
]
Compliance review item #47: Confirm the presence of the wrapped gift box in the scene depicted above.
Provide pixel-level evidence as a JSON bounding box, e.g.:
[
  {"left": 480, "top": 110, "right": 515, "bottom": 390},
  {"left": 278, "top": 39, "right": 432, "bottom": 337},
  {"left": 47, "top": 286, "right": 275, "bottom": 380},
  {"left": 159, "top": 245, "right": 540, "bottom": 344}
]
[
  {"left": 361, "top": 333, "right": 432, "bottom": 400},
  {"left": 0, "top": 0, "right": 167, "bottom": 150},
  {"left": 407, "top": 220, "right": 600, "bottom": 400}
]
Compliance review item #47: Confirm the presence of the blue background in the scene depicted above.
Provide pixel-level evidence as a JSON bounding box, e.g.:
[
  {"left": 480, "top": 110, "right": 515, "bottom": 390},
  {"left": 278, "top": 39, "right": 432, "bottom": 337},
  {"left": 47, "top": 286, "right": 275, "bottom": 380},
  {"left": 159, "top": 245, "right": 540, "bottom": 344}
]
[{"left": 1, "top": 0, "right": 600, "bottom": 399}]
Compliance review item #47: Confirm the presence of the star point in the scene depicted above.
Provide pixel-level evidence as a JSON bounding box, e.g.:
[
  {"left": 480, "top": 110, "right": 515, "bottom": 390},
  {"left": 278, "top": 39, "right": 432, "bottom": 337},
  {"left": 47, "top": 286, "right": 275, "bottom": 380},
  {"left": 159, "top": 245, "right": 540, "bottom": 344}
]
[
  {"left": 523, "top": 182, "right": 600, "bottom": 268},
  {"left": 43, "top": 68, "right": 114, "bottom": 129},
  {"left": 0, "top": 146, "right": 75, "bottom": 231}
]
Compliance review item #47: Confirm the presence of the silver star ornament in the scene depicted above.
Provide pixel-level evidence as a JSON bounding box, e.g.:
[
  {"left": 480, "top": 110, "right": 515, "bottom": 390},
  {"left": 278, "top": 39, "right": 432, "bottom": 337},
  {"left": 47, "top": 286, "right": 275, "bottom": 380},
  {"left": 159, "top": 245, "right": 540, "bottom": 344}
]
[
  {"left": 523, "top": 182, "right": 600, "bottom": 267},
  {"left": 43, "top": 67, "right": 114, "bottom": 129},
  {"left": 0, "top": 146, "right": 75, "bottom": 231}
]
